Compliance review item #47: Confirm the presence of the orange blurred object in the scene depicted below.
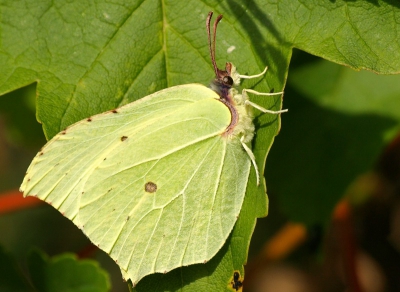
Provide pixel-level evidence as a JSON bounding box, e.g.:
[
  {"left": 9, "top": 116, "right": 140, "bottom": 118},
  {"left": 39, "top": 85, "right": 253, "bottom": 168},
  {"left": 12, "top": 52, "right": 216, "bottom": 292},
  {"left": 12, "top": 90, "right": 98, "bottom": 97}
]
[
  {"left": 264, "top": 223, "right": 307, "bottom": 261},
  {"left": 0, "top": 189, "right": 43, "bottom": 214}
]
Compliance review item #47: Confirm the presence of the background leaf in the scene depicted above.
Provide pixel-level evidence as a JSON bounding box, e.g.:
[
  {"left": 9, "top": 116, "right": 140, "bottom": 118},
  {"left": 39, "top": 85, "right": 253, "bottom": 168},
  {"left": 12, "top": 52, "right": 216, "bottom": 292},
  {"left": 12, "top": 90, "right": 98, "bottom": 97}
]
[
  {"left": 28, "top": 250, "right": 110, "bottom": 292},
  {"left": 266, "top": 58, "right": 399, "bottom": 226}
]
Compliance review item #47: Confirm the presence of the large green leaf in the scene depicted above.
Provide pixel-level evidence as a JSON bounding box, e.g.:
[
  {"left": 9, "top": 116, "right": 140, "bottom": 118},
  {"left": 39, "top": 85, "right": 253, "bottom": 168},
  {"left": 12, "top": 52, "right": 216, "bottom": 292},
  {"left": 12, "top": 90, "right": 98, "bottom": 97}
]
[
  {"left": 272, "top": 0, "right": 400, "bottom": 73},
  {"left": 2, "top": 1, "right": 399, "bottom": 138}
]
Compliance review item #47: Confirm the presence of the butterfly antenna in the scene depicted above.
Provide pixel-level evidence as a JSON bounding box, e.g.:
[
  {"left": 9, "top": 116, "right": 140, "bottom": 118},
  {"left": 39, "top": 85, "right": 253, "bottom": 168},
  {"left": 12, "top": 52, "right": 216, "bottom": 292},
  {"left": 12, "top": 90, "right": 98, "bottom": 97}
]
[
  {"left": 206, "top": 12, "right": 213, "bottom": 55},
  {"left": 212, "top": 14, "right": 223, "bottom": 73},
  {"left": 206, "top": 11, "right": 223, "bottom": 77}
]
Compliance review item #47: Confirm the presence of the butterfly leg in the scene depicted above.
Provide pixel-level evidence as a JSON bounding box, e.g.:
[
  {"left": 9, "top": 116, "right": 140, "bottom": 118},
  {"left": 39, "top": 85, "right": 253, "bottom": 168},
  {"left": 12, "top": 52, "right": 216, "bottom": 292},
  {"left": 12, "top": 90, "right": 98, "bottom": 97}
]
[
  {"left": 238, "top": 66, "right": 269, "bottom": 80},
  {"left": 245, "top": 98, "right": 287, "bottom": 114},
  {"left": 238, "top": 66, "right": 287, "bottom": 113},
  {"left": 245, "top": 88, "right": 284, "bottom": 96},
  {"left": 243, "top": 89, "right": 287, "bottom": 114},
  {"left": 237, "top": 67, "right": 284, "bottom": 95},
  {"left": 240, "top": 135, "right": 260, "bottom": 186}
]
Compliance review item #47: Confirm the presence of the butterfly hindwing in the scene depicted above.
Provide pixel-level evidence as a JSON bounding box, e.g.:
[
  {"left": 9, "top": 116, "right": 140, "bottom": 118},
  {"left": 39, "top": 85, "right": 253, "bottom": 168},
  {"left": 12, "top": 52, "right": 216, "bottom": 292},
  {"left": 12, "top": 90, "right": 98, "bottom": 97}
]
[{"left": 21, "top": 84, "right": 251, "bottom": 284}]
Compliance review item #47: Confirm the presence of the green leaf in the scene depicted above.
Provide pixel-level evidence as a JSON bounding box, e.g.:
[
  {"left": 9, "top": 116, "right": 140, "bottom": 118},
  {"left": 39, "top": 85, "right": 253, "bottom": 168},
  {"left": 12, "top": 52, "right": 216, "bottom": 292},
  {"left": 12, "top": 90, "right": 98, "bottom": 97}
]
[
  {"left": 267, "top": 58, "right": 399, "bottom": 225},
  {"left": 28, "top": 250, "right": 110, "bottom": 292},
  {"left": 269, "top": 0, "right": 400, "bottom": 73},
  {"left": 290, "top": 60, "right": 400, "bottom": 121},
  {"left": 4, "top": 1, "right": 399, "bottom": 140}
]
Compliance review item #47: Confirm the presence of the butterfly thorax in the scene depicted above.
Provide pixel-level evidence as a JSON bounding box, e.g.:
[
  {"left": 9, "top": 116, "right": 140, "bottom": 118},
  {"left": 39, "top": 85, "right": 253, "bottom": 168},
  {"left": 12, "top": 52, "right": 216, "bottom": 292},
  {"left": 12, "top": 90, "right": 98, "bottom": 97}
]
[{"left": 230, "top": 87, "right": 255, "bottom": 144}]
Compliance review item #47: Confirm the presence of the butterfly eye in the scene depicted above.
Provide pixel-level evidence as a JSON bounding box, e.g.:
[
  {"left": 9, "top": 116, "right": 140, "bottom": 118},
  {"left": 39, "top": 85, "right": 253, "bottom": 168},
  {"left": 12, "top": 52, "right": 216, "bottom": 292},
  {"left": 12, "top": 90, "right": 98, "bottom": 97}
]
[{"left": 223, "top": 76, "right": 233, "bottom": 86}]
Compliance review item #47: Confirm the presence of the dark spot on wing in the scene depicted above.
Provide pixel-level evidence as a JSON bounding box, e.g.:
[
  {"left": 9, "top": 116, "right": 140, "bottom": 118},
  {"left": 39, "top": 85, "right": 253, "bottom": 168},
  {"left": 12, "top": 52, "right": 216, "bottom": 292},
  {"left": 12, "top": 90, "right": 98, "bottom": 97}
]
[
  {"left": 126, "top": 216, "right": 130, "bottom": 221},
  {"left": 145, "top": 182, "right": 157, "bottom": 193},
  {"left": 39, "top": 152, "right": 44, "bottom": 156},
  {"left": 87, "top": 117, "right": 92, "bottom": 122},
  {"left": 121, "top": 136, "right": 128, "bottom": 141},
  {"left": 111, "top": 109, "right": 118, "bottom": 113},
  {"left": 61, "top": 130, "right": 66, "bottom": 135},
  {"left": 230, "top": 271, "right": 243, "bottom": 291}
]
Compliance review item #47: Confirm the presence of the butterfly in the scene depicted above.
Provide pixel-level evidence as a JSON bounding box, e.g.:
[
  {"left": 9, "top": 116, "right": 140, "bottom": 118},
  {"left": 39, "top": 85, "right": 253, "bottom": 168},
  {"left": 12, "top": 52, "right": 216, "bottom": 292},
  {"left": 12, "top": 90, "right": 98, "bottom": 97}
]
[{"left": 20, "top": 11, "right": 286, "bottom": 285}]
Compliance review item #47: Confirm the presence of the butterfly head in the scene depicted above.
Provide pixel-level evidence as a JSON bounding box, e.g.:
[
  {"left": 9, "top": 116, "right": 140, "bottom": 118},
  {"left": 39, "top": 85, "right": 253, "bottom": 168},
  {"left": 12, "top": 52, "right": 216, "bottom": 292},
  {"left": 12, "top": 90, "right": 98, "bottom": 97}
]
[{"left": 206, "top": 12, "right": 240, "bottom": 101}]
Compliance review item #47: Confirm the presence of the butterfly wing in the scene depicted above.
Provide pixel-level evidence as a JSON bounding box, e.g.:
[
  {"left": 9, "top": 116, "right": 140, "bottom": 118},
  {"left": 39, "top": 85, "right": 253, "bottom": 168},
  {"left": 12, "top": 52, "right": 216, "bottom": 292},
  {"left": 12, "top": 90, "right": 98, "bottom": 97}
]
[{"left": 20, "top": 84, "right": 251, "bottom": 284}]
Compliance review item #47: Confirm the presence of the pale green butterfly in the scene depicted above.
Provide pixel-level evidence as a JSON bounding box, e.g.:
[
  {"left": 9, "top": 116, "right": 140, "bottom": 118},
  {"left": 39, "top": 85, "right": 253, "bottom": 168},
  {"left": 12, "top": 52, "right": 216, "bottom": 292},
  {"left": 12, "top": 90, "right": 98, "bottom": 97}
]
[{"left": 20, "top": 11, "right": 287, "bottom": 285}]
